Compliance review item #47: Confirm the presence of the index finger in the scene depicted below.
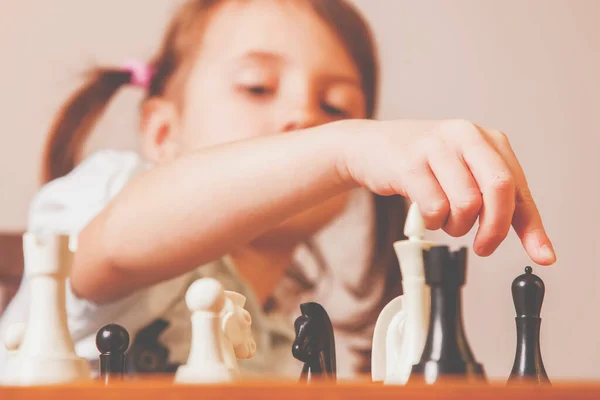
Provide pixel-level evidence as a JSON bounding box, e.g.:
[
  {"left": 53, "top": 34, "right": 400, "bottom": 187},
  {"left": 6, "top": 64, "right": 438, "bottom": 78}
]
[{"left": 483, "top": 129, "right": 556, "bottom": 265}]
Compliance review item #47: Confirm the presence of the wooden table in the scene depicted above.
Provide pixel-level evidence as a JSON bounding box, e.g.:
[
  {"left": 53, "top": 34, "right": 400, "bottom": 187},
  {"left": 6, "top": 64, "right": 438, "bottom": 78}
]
[{"left": 3, "top": 379, "right": 600, "bottom": 399}]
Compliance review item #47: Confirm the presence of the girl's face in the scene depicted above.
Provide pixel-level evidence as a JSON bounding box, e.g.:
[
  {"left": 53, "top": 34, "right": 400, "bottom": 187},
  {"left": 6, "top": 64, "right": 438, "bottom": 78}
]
[
  {"left": 153, "top": 0, "right": 368, "bottom": 244},
  {"left": 181, "top": 0, "right": 367, "bottom": 148}
]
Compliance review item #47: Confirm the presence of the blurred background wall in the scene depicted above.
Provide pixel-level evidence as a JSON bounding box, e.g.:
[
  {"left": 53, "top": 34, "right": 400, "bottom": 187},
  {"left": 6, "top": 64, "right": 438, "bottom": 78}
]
[{"left": 1, "top": 0, "right": 599, "bottom": 380}]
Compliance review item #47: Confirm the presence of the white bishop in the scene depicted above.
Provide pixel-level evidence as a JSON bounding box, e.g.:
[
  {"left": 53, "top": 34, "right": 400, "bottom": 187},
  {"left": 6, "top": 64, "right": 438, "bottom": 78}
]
[{"left": 371, "top": 203, "right": 436, "bottom": 384}]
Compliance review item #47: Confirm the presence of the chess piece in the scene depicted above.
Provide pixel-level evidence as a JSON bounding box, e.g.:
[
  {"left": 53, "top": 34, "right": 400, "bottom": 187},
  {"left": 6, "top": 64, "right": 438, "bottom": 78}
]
[
  {"left": 372, "top": 202, "right": 435, "bottom": 384},
  {"left": 220, "top": 291, "right": 256, "bottom": 377},
  {"left": 507, "top": 267, "right": 550, "bottom": 385},
  {"left": 2, "top": 322, "right": 27, "bottom": 380},
  {"left": 371, "top": 297, "right": 406, "bottom": 382},
  {"left": 1, "top": 233, "right": 90, "bottom": 386},
  {"left": 96, "top": 324, "right": 130, "bottom": 384},
  {"left": 409, "top": 246, "right": 485, "bottom": 384},
  {"left": 292, "top": 302, "right": 336, "bottom": 383},
  {"left": 126, "top": 320, "right": 172, "bottom": 373},
  {"left": 175, "top": 278, "right": 234, "bottom": 384},
  {"left": 3, "top": 322, "right": 26, "bottom": 353}
]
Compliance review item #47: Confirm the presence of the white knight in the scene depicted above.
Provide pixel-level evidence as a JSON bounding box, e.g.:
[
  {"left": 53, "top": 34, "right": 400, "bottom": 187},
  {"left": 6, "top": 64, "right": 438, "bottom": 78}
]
[{"left": 220, "top": 290, "right": 257, "bottom": 377}]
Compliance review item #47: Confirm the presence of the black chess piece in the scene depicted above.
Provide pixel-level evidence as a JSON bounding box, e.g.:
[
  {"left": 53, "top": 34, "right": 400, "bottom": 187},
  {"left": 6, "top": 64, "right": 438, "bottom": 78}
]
[
  {"left": 96, "top": 324, "right": 130, "bottom": 384},
  {"left": 292, "top": 302, "right": 336, "bottom": 383},
  {"left": 125, "top": 319, "right": 178, "bottom": 374},
  {"left": 408, "top": 246, "right": 486, "bottom": 384},
  {"left": 507, "top": 266, "right": 550, "bottom": 385}
]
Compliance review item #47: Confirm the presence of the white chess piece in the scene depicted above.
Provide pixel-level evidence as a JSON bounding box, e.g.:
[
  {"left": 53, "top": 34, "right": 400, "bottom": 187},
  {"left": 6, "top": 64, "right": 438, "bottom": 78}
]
[
  {"left": 175, "top": 278, "right": 234, "bottom": 384},
  {"left": 3, "top": 322, "right": 26, "bottom": 353},
  {"left": 371, "top": 202, "right": 436, "bottom": 384},
  {"left": 2, "top": 322, "right": 26, "bottom": 381},
  {"left": 2, "top": 321, "right": 27, "bottom": 383},
  {"left": 371, "top": 297, "right": 406, "bottom": 382},
  {"left": 1, "top": 233, "right": 90, "bottom": 386},
  {"left": 220, "top": 291, "right": 256, "bottom": 377}
]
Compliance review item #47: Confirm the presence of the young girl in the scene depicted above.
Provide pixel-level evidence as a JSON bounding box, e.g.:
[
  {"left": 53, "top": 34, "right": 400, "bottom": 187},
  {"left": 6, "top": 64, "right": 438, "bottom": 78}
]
[{"left": 0, "top": 0, "right": 555, "bottom": 379}]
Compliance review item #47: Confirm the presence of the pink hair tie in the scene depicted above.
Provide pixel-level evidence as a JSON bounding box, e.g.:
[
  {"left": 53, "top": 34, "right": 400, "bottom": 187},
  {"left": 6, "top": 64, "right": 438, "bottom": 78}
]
[{"left": 123, "top": 59, "right": 153, "bottom": 89}]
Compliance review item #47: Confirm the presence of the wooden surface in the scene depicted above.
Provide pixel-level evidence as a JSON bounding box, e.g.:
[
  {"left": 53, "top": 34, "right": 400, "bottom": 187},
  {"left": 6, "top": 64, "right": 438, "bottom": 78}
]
[{"left": 3, "top": 380, "right": 600, "bottom": 399}]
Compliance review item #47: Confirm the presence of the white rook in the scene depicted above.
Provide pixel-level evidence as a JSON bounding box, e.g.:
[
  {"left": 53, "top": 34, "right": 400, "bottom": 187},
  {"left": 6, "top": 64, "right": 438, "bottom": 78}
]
[{"left": 2, "top": 233, "right": 90, "bottom": 386}]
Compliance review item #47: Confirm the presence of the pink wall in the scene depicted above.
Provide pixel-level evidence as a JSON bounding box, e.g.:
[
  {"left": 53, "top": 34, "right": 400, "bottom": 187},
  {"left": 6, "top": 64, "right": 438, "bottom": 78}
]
[
  {"left": 353, "top": 0, "right": 600, "bottom": 380},
  {"left": 1, "top": 0, "right": 599, "bottom": 380}
]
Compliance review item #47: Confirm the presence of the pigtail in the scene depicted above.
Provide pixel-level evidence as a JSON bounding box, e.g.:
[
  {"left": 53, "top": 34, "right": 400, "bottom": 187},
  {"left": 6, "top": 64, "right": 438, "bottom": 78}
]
[
  {"left": 39, "top": 0, "right": 222, "bottom": 184},
  {"left": 40, "top": 68, "right": 132, "bottom": 183}
]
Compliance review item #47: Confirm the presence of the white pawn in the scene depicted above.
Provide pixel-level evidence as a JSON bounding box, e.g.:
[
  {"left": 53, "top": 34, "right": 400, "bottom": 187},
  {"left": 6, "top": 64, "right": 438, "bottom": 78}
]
[
  {"left": 372, "top": 202, "right": 435, "bottom": 385},
  {"left": 175, "top": 278, "right": 234, "bottom": 384},
  {"left": 1, "top": 233, "right": 90, "bottom": 386}
]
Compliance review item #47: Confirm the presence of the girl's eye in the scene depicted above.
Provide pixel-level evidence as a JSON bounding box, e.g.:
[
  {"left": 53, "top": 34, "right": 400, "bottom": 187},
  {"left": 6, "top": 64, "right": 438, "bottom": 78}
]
[
  {"left": 321, "top": 103, "right": 347, "bottom": 118},
  {"left": 245, "top": 85, "right": 274, "bottom": 96}
]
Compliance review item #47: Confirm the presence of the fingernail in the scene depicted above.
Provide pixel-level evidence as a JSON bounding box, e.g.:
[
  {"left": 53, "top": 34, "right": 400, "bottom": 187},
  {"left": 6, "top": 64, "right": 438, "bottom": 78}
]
[{"left": 539, "top": 244, "right": 556, "bottom": 264}]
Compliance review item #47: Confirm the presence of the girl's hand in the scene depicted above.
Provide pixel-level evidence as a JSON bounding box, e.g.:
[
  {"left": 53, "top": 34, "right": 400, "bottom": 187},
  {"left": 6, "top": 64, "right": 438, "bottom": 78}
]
[{"left": 338, "top": 119, "right": 555, "bottom": 265}]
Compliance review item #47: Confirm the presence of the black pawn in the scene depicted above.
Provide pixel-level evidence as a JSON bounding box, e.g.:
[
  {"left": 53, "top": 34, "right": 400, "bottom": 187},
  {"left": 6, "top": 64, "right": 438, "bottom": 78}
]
[
  {"left": 507, "top": 266, "right": 550, "bottom": 385},
  {"left": 409, "top": 246, "right": 486, "bottom": 384},
  {"left": 96, "top": 324, "right": 130, "bottom": 384}
]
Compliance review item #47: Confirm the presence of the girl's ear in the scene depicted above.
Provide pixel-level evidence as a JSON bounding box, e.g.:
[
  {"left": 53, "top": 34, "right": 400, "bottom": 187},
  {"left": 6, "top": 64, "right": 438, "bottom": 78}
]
[{"left": 140, "top": 98, "right": 182, "bottom": 163}]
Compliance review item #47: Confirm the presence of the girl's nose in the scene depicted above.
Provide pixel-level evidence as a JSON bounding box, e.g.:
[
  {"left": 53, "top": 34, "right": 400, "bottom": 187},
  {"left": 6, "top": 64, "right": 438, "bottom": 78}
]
[{"left": 279, "top": 101, "right": 321, "bottom": 133}]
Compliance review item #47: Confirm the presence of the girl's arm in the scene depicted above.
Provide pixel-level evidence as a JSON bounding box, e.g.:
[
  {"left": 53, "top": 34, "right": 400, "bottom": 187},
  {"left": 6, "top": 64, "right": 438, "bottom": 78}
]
[{"left": 72, "top": 119, "right": 554, "bottom": 303}]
